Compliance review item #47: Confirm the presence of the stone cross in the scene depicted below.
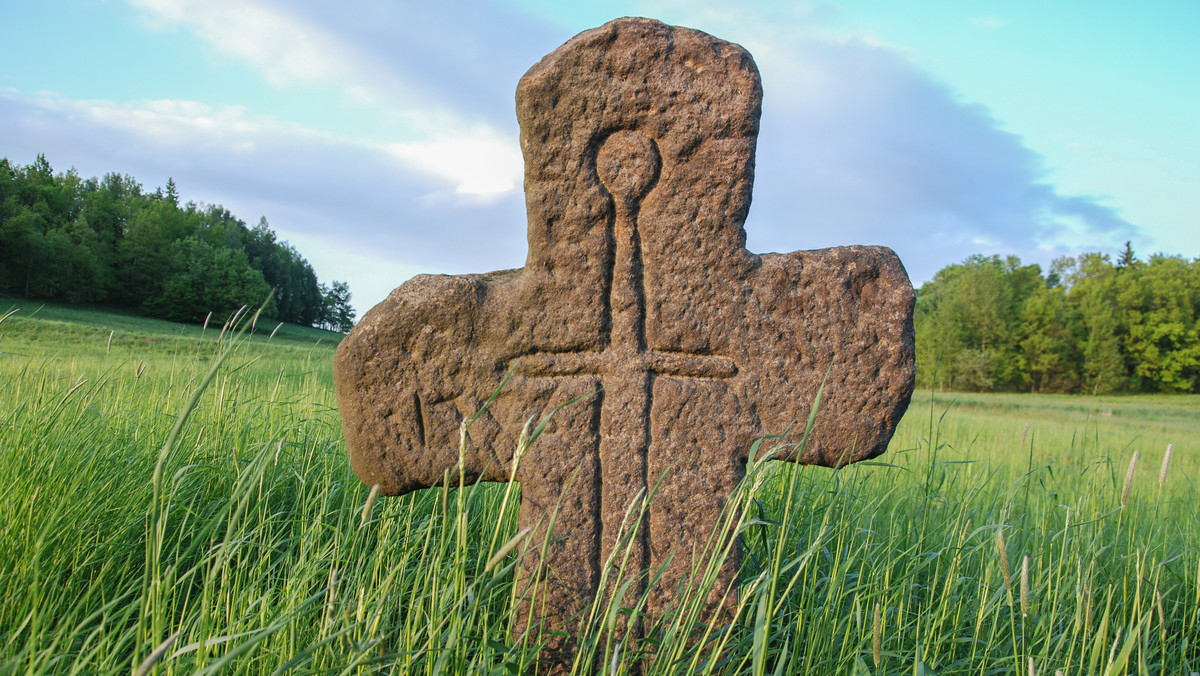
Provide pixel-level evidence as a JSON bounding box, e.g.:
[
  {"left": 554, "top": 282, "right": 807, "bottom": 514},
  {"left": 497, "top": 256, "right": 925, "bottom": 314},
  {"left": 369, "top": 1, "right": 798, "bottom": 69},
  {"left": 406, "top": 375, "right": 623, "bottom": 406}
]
[{"left": 335, "top": 16, "right": 915, "bottom": 667}]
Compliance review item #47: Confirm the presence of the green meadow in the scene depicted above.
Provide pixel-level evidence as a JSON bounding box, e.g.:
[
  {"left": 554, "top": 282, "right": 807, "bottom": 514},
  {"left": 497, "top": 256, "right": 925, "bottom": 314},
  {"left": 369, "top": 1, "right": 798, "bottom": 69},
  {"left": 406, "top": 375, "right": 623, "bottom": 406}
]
[{"left": 1, "top": 298, "right": 1197, "bottom": 675}]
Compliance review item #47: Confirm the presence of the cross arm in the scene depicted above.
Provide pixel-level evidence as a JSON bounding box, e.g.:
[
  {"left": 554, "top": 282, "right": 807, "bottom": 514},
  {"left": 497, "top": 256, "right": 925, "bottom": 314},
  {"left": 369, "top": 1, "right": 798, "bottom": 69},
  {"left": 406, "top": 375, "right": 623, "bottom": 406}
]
[
  {"left": 334, "top": 273, "right": 521, "bottom": 495},
  {"left": 741, "top": 244, "right": 916, "bottom": 467}
]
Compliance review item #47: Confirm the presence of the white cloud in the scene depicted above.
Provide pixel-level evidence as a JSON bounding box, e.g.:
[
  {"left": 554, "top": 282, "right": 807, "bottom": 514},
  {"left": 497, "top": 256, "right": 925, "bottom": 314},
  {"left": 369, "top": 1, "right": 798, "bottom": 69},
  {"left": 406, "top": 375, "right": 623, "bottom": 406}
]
[
  {"left": 11, "top": 92, "right": 333, "bottom": 154},
  {"left": 86, "top": 100, "right": 275, "bottom": 143},
  {"left": 388, "top": 136, "right": 523, "bottom": 198},
  {"left": 125, "top": 0, "right": 527, "bottom": 200},
  {"left": 129, "top": 0, "right": 371, "bottom": 89}
]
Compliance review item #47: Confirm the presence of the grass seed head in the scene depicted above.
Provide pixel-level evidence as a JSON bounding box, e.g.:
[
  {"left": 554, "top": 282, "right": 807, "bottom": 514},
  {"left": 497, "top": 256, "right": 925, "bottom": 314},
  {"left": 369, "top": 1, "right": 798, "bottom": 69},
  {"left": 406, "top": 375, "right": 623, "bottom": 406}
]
[
  {"left": 360, "top": 483, "right": 381, "bottom": 528},
  {"left": 873, "top": 602, "right": 882, "bottom": 668},
  {"left": 996, "top": 529, "right": 1012, "bottom": 593},
  {"left": 1159, "top": 443, "right": 1173, "bottom": 488},
  {"left": 1020, "top": 554, "right": 1030, "bottom": 617},
  {"left": 1121, "top": 450, "right": 1139, "bottom": 507},
  {"left": 1156, "top": 588, "right": 1166, "bottom": 636},
  {"left": 133, "top": 631, "right": 182, "bottom": 676},
  {"left": 1084, "top": 578, "right": 1093, "bottom": 639}
]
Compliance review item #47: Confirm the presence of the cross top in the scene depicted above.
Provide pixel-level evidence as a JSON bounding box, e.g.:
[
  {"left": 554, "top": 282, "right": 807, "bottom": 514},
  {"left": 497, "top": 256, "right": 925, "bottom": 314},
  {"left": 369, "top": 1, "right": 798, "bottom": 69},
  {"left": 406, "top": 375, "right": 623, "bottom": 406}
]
[
  {"left": 335, "top": 16, "right": 916, "bottom": 669},
  {"left": 516, "top": 126, "right": 738, "bottom": 387}
]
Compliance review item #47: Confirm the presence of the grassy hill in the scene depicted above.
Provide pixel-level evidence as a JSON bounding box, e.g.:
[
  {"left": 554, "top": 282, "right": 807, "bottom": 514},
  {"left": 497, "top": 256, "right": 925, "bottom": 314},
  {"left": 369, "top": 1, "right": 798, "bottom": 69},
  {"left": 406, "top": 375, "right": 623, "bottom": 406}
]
[{"left": 1, "top": 295, "right": 343, "bottom": 355}]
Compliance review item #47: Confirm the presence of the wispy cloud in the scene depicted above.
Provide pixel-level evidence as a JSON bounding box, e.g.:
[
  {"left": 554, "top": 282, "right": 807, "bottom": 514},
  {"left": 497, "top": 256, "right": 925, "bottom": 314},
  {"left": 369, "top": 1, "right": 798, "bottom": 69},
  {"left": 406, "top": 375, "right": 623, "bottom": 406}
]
[
  {"left": 129, "top": 0, "right": 376, "bottom": 90},
  {"left": 970, "top": 16, "right": 1011, "bottom": 29},
  {"left": 65, "top": 98, "right": 307, "bottom": 148},
  {"left": 126, "top": 0, "right": 534, "bottom": 198}
]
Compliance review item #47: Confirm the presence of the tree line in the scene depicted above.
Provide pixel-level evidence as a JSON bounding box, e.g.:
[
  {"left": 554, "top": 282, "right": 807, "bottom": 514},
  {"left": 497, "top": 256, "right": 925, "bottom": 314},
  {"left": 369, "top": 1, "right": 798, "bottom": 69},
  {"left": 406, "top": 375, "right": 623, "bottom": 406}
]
[
  {"left": 0, "top": 154, "right": 354, "bottom": 332},
  {"left": 916, "top": 245, "right": 1200, "bottom": 394}
]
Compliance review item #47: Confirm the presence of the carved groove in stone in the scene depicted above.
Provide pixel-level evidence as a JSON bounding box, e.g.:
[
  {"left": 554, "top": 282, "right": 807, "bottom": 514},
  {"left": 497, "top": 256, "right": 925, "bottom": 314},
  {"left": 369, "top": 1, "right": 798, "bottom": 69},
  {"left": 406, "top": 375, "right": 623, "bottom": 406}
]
[
  {"left": 413, "top": 392, "right": 425, "bottom": 448},
  {"left": 597, "top": 129, "right": 662, "bottom": 205}
]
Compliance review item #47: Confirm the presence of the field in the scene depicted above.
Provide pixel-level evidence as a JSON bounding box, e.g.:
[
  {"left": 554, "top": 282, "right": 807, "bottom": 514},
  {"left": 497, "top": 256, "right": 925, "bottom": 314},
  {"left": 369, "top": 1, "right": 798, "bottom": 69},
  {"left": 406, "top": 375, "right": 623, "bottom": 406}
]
[{"left": 1, "top": 298, "right": 1197, "bottom": 675}]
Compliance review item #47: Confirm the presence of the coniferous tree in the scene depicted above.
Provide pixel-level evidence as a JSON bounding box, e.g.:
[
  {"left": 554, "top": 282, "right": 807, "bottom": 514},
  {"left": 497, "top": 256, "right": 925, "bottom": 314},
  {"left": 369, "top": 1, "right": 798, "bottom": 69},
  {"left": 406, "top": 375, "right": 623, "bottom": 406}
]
[
  {"left": 322, "top": 280, "right": 355, "bottom": 333},
  {"left": 0, "top": 154, "right": 349, "bottom": 330}
]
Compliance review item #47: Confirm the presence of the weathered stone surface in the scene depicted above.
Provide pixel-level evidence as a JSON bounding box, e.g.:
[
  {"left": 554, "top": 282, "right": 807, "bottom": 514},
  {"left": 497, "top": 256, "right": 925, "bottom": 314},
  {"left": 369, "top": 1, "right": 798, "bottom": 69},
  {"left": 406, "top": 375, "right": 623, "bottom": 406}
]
[{"left": 335, "top": 16, "right": 915, "bottom": 667}]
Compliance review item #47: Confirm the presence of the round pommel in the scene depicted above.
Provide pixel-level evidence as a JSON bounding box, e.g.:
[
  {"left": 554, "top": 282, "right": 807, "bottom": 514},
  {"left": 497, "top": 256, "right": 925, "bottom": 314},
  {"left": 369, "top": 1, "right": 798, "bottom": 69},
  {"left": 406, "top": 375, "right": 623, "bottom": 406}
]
[{"left": 596, "top": 130, "right": 661, "bottom": 203}]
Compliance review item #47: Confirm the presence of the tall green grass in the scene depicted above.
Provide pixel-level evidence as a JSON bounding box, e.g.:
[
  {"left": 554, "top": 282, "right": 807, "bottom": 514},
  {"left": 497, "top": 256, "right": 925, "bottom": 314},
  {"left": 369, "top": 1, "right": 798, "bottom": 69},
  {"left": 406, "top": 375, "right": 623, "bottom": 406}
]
[{"left": 1, "top": 304, "right": 1197, "bottom": 674}]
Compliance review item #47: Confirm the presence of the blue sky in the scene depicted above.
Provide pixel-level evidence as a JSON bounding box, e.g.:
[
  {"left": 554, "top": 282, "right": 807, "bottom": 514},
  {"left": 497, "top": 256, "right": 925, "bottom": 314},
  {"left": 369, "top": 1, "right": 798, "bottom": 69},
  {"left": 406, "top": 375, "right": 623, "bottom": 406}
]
[{"left": 2, "top": 0, "right": 1197, "bottom": 318}]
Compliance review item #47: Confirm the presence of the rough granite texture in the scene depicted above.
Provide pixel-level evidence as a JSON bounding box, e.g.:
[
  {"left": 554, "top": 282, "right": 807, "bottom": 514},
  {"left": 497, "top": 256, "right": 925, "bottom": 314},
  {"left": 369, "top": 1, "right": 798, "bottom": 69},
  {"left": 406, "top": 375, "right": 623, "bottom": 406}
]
[{"left": 334, "top": 16, "right": 916, "bottom": 669}]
